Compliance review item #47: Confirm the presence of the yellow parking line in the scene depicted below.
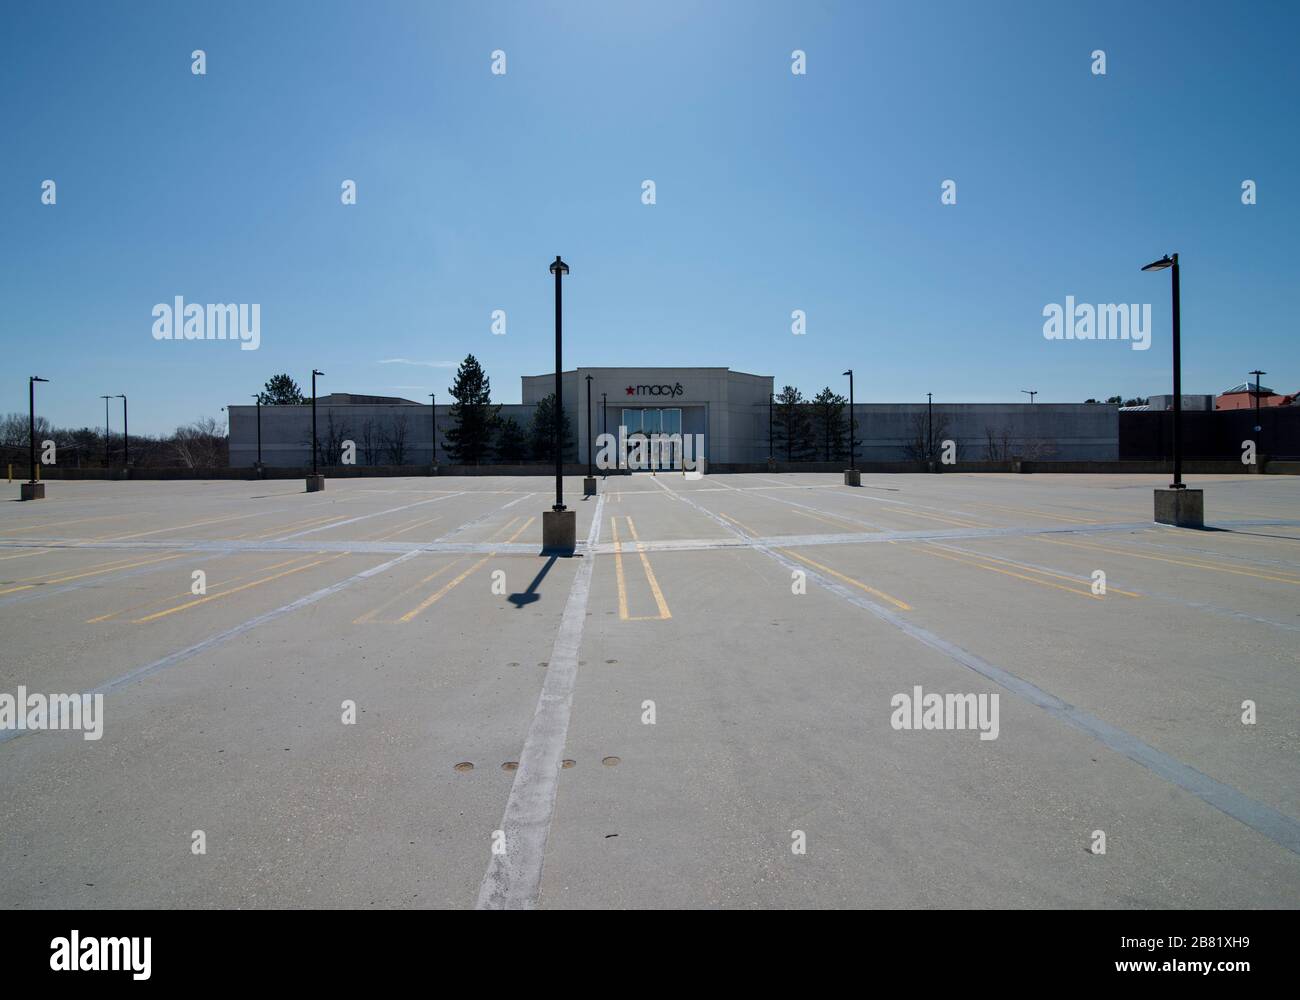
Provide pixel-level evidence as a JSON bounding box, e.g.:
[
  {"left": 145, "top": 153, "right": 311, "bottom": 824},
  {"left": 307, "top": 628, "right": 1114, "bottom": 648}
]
[
  {"left": 0, "top": 548, "right": 50, "bottom": 562},
  {"left": 88, "top": 552, "right": 325, "bottom": 623},
  {"left": 922, "top": 543, "right": 1141, "bottom": 597},
  {"left": 718, "top": 511, "right": 759, "bottom": 536},
  {"left": 367, "top": 512, "right": 443, "bottom": 541},
  {"left": 2, "top": 511, "right": 144, "bottom": 534},
  {"left": 719, "top": 513, "right": 910, "bottom": 610},
  {"left": 0, "top": 552, "right": 185, "bottom": 595},
  {"left": 963, "top": 501, "right": 1099, "bottom": 525},
  {"left": 353, "top": 517, "right": 526, "bottom": 623},
  {"left": 352, "top": 558, "right": 463, "bottom": 623},
  {"left": 396, "top": 517, "right": 534, "bottom": 623},
  {"left": 132, "top": 553, "right": 348, "bottom": 623},
  {"left": 100, "top": 511, "right": 267, "bottom": 541},
  {"left": 790, "top": 507, "right": 865, "bottom": 531},
  {"left": 1036, "top": 536, "right": 1300, "bottom": 586},
  {"left": 611, "top": 517, "right": 630, "bottom": 620},
  {"left": 783, "top": 547, "right": 913, "bottom": 611},
  {"left": 908, "top": 542, "right": 1103, "bottom": 600},
  {"left": 1160, "top": 526, "right": 1300, "bottom": 549},
  {"left": 885, "top": 506, "right": 988, "bottom": 529},
  {"left": 236, "top": 513, "right": 348, "bottom": 540},
  {"left": 625, "top": 516, "right": 671, "bottom": 620}
]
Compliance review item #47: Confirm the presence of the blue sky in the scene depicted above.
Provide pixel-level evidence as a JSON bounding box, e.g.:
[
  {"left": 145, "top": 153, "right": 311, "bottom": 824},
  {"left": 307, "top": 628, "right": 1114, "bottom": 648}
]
[{"left": 2, "top": 0, "right": 1297, "bottom": 435}]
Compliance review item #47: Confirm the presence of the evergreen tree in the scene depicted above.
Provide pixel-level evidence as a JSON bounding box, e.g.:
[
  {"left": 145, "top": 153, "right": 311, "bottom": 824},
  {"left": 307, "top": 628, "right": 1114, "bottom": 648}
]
[
  {"left": 443, "top": 354, "right": 500, "bottom": 464},
  {"left": 811, "top": 387, "right": 849, "bottom": 461},
  {"left": 495, "top": 417, "right": 530, "bottom": 462},
  {"left": 773, "top": 386, "right": 814, "bottom": 462},
  {"left": 529, "top": 393, "right": 574, "bottom": 462},
  {"left": 259, "top": 373, "right": 305, "bottom": 405}
]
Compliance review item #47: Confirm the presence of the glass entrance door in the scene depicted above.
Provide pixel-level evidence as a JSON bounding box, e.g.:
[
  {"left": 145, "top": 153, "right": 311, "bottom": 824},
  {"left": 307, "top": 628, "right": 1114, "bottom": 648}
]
[{"left": 621, "top": 408, "right": 683, "bottom": 470}]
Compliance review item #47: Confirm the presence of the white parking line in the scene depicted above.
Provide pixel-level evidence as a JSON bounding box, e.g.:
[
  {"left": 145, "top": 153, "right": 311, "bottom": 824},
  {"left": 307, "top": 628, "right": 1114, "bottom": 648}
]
[{"left": 477, "top": 493, "right": 605, "bottom": 909}]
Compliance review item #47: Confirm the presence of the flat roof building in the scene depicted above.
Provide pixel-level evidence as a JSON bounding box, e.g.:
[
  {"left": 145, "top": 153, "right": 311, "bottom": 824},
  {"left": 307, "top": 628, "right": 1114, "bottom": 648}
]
[{"left": 227, "top": 366, "right": 1120, "bottom": 468}]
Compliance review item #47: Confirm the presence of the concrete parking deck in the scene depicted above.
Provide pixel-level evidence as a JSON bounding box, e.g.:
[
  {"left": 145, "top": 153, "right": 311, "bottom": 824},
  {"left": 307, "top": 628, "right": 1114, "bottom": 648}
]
[{"left": 1, "top": 473, "right": 1298, "bottom": 908}]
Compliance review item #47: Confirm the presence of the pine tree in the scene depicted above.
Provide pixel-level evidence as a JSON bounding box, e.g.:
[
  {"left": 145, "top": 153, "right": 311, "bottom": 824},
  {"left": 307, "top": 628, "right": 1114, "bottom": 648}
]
[
  {"left": 495, "top": 417, "right": 530, "bottom": 463},
  {"left": 259, "top": 374, "right": 304, "bottom": 405},
  {"left": 529, "top": 393, "right": 575, "bottom": 462},
  {"left": 773, "top": 386, "right": 813, "bottom": 462},
  {"left": 811, "top": 387, "right": 849, "bottom": 461},
  {"left": 443, "top": 355, "right": 501, "bottom": 464}
]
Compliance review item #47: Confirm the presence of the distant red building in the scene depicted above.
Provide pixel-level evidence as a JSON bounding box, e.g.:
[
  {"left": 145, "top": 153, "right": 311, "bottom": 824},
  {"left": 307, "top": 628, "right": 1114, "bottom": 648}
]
[{"left": 1215, "top": 383, "right": 1298, "bottom": 410}]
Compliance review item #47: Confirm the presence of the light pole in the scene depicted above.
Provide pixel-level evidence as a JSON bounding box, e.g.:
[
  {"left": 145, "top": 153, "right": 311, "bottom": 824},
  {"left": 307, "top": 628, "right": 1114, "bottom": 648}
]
[
  {"left": 542, "top": 256, "right": 575, "bottom": 553},
  {"left": 116, "top": 395, "right": 128, "bottom": 470},
  {"left": 1021, "top": 390, "right": 1037, "bottom": 404},
  {"left": 1143, "top": 252, "right": 1201, "bottom": 526},
  {"left": 100, "top": 395, "right": 112, "bottom": 468},
  {"left": 843, "top": 370, "right": 858, "bottom": 484},
  {"left": 549, "top": 256, "right": 568, "bottom": 512},
  {"left": 429, "top": 392, "right": 437, "bottom": 470},
  {"left": 1142, "top": 253, "right": 1183, "bottom": 488},
  {"left": 27, "top": 376, "right": 48, "bottom": 496},
  {"left": 308, "top": 369, "right": 325, "bottom": 490},
  {"left": 583, "top": 375, "right": 596, "bottom": 496},
  {"left": 1248, "top": 369, "right": 1266, "bottom": 448},
  {"left": 925, "top": 395, "right": 935, "bottom": 462},
  {"left": 251, "top": 394, "right": 262, "bottom": 468}
]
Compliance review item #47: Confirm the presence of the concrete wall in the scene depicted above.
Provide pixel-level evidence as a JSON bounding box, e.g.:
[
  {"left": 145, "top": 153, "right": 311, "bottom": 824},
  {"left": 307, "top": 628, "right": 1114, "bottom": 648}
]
[
  {"left": 229, "top": 391, "right": 1116, "bottom": 468},
  {"left": 853, "top": 403, "right": 1118, "bottom": 462},
  {"left": 229, "top": 402, "right": 547, "bottom": 468}
]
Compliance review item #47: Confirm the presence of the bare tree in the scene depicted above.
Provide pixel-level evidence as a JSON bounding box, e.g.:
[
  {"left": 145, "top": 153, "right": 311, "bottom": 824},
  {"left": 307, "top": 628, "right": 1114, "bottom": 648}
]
[
  {"left": 383, "top": 413, "right": 409, "bottom": 465},
  {"left": 318, "top": 412, "right": 353, "bottom": 467},
  {"left": 173, "top": 416, "right": 226, "bottom": 468},
  {"left": 903, "top": 411, "right": 951, "bottom": 461},
  {"left": 360, "top": 417, "right": 381, "bottom": 465},
  {"left": 984, "top": 425, "right": 1012, "bottom": 461}
]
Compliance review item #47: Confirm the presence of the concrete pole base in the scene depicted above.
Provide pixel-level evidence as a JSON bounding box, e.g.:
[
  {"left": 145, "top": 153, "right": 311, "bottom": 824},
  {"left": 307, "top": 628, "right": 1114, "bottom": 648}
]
[
  {"left": 1154, "top": 488, "right": 1203, "bottom": 528},
  {"left": 542, "top": 509, "right": 576, "bottom": 553},
  {"left": 305, "top": 475, "right": 325, "bottom": 492},
  {"left": 20, "top": 482, "right": 45, "bottom": 500},
  {"left": 844, "top": 469, "right": 861, "bottom": 487},
  {"left": 583, "top": 476, "right": 597, "bottom": 497}
]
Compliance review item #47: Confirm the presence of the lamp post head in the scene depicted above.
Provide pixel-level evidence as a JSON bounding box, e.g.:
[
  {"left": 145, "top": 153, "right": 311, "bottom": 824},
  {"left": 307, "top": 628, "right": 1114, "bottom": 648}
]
[
  {"left": 549, "top": 256, "right": 569, "bottom": 276},
  {"left": 312, "top": 369, "right": 324, "bottom": 377},
  {"left": 1141, "top": 254, "right": 1175, "bottom": 272},
  {"left": 842, "top": 369, "right": 852, "bottom": 377}
]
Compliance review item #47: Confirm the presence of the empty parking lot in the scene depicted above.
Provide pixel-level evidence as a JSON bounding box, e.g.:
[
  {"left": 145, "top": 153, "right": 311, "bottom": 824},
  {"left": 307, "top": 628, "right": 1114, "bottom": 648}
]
[{"left": 1, "top": 472, "right": 1298, "bottom": 908}]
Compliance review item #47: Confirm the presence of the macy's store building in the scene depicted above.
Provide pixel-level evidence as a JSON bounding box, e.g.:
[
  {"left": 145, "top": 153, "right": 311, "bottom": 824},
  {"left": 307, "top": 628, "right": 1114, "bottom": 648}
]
[{"left": 521, "top": 368, "right": 774, "bottom": 469}]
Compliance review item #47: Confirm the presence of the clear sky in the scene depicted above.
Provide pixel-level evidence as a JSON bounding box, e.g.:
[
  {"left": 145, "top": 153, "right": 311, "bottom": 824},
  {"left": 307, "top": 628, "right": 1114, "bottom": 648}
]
[{"left": 2, "top": 0, "right": 1297, "bottom": 435}]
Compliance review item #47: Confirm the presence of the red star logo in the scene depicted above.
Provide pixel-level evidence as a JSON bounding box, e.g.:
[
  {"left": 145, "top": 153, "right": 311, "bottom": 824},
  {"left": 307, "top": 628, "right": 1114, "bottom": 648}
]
[{"left": 625, "top": 385, "right": 635, "bottom": 395}]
